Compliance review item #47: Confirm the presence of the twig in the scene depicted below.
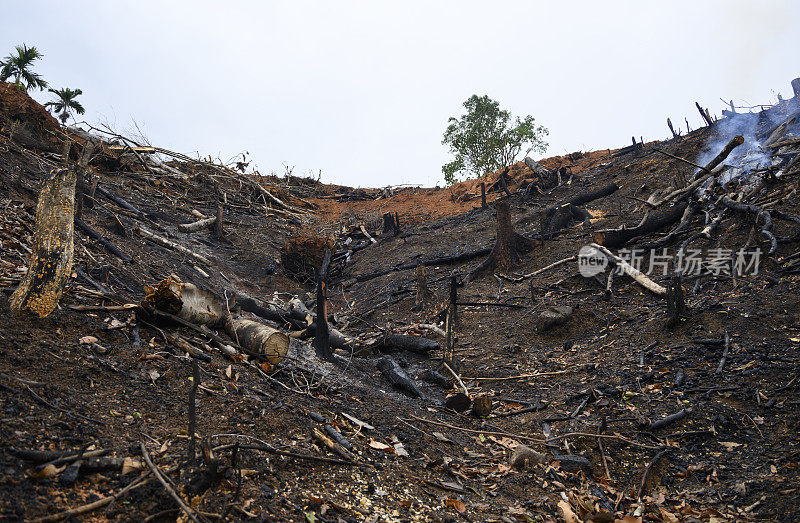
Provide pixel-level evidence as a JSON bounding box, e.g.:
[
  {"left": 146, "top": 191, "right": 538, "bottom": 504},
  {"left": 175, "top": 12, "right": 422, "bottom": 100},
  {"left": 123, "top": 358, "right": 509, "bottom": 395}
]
[
  {"left": 637, "top": 447, "right": 673, "bottom": 499},
  {"left": 715, "top": 331, "right": 731, "bottom": 376},
  {"left": 462, "top": 369, "right": 570, "bottom": 381},
  {"left": 210, "top": 434, "right": 358, "bottom": 466},
  {"left": 140, "top": 443, "right": 204, "bottom": 523},
  {"left": 404, "top": 414, "right": 542, "bottom": 444},
  {"left": 28, "top": 469, "right": 164, "bottom": 522},
  {"left": 441, "top": 362, "right": 469, "bottom": 396},
  {"left": 598, "top": 437, "right": 612, "bottom": 482}
]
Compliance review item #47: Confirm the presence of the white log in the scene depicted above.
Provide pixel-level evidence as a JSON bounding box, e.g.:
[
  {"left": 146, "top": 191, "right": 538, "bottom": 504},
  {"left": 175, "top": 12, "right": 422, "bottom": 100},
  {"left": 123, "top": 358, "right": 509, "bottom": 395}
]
[
  {"left": 589, "top": 243, "right": 667, "bottom": 296},
  {"left": 135, "top": 226, "right": 212, "bottom": 265},
  {"left": 178, "top": 216, "right": 217, "bottom": 233}
]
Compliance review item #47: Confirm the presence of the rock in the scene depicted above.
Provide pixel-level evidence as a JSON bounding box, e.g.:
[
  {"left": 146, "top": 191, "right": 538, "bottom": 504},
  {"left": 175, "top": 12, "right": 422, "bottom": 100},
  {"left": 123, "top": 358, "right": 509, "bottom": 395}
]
[
  {"left": 553, "top": 454, "right": 594, "bottom": 475},
  {"left": 537, "top": 306, "right": 574, "bottom": 332},
  {"left": 509, "top": 445, "right": 546, "bottom": 470}
]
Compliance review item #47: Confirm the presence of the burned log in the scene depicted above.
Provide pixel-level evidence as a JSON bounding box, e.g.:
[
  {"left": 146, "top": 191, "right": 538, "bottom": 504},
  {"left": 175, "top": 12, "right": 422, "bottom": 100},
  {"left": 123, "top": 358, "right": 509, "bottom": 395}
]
[
  {"left": 467, "top": 201, "right": 538, "bottom": 282},
  {"left": 75, "top": 219, "right": 133, "bottom": 263},
  {"left": 10, "top": 168, "right": 78, "bottom": 317},
  {"left": 375, "top": 334, "right": 439, "bottom": 354},
  {"left": 376, "top": 357, "right": 422, "bottom": 397},
  {"left": 94, "top": 185, "right": 146, "bottom": 216},
  {"left": 537, "top": 183, "right": 619, "bottom": 220},
  {"left": 691, "top": 134, "right": 745, "bottom": 180},
  {"left": 594, "top": 201, "right": 689, "bottom": 248}
]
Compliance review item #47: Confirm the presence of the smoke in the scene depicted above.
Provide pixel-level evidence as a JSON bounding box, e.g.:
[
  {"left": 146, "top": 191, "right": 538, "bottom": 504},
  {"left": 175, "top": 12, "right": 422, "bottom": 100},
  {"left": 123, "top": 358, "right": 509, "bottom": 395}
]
[{"left": 695, "top": 112, "right": 774, "bottom": 189}]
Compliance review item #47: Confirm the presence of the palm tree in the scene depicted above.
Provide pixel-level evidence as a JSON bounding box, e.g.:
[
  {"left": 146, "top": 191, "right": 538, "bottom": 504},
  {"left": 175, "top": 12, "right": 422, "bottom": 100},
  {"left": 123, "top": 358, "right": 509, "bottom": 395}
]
[
  {"left": 44, "top": 88, "right": 85, "bottom": 124},
  {"left": 0, "top": 44, "right": 48, "bottom": 91}
]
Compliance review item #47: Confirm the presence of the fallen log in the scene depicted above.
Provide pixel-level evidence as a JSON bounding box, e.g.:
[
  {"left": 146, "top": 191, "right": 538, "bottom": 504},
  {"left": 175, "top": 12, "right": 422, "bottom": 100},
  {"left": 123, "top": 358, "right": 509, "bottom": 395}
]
[
  {"left": 691, "top": 135, "right": 745, "bottom": 180},
  {"left": 224, "top": 317, "right": 289, "bottom": 365},
  {"left": 374, "top": 334, "right": 439, "bottom": 354},
  {"left": 75, "top": 219, "right": 133, "bottom": 263},
  {"left": 588, "top": 244, "right": 667, "bottom": 295},
  {"left": 351, "top": 247, "right": 493, "bottom": 284},
  {"left": 94, "top": 185, "right": 145, "bottom": 216},
  {"left": 376, "top": 357, "right": 422, "bottom": 397},
  {"left": 134, "top": 226, "right": 212, "bottom": 265},
  {"left": 10, "top": 168, "right": 78, "bottom": 318},
  {"left": 143, "top": 276, "right": 289, "bottom": 364},
  {"left": 177, "top": 216, "right": 217, "bottom": 233},
  {"left": 594, "top": 201, "right": 689, "bottom": 248}
]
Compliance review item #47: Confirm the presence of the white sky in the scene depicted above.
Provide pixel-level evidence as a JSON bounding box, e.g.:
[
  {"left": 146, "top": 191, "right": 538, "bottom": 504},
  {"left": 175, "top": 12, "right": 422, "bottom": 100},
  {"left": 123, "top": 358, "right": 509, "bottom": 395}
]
[{"left": 3, "top": 1, "right": 799, "bottom": 187}]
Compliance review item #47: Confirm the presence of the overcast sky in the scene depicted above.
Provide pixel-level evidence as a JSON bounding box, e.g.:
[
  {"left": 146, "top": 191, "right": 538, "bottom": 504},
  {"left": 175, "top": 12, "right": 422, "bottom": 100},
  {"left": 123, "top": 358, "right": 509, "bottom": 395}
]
[{"left": 3, "top": 1, "right": 799, "bottom": 187}]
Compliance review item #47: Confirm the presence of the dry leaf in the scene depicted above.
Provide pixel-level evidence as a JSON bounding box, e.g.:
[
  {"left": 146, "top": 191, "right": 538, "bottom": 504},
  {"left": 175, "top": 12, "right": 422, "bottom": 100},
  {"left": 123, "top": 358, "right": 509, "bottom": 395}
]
[
  {"left": 719, "top": 441, "right": 743, "bottom": 451},
  {"left": 369, "top": 440, "right": 392, "bottom": 451},
  {"left": 557, "top": 500, "right": 579, "bottom": 523},
  {"left": 79, "top": 335, "right": 98, "bottom": 344},
  {"left": 444, "top": 498, "right": 466, "bottom": 513},
  {"left": 30, "top": 464, "right": 65, "bottom": 479}
]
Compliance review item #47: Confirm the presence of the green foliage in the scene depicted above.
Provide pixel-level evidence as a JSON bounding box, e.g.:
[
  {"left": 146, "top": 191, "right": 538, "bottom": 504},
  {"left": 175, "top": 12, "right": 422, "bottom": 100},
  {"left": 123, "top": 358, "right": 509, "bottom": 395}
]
[
  {"left": 0, "top": 44, "right": 47, "bottom": 91},
  {"left": 441, "top": 95, "right": 548, "bottom": 185},
  {"left": 44, "top": 88, "right": 85, "bottom": 124}
]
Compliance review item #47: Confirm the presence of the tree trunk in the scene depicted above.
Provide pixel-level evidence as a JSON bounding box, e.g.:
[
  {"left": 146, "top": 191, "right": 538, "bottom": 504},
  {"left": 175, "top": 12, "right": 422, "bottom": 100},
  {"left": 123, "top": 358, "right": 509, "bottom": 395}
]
[
  {"left": 594, "top": 201, "right": 689, "bottom": 248},
  {"left": 10, "top": 167, "right": 77, "bottom": 317},
  {"left": 313, "top": 249, "right": 333, "bottom": 361},
  {"left": 467, "top": 201, "right": 538, "bottom": 281}
]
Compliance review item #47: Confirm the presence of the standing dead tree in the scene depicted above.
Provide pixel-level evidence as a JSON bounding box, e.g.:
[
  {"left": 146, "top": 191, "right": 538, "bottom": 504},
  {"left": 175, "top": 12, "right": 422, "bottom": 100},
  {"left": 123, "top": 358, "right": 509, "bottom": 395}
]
[
  {"left": 466, "top": 200, "right": 538, "bottom": 282},
  {"left": 11, "top": 142, "right": 95, "bottom": 317},
  {"left": 313, "top": 249, "right": 334, "bottom": 361}
]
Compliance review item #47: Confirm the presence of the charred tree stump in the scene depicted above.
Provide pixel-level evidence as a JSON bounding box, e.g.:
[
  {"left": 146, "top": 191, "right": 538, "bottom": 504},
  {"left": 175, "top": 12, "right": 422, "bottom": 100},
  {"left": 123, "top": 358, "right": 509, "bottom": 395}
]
[
  {"left": 382, "top": 212, "right": 400, "bottom": 236},
  {"left": 665, "top": 273, "right": 686, "bottom": 327},
  {"left": 498, "top": 166, "right": 512, "bottom": 196},
  {"left": 667, "top": 117, "right": 679, "bottom": 139},
  {"left": 313, "top": 249, "right": 333, "bottom": 361},
  {"left": 414, "top": 265, "right": 434, "bottom": 311},
  {"left": 213, "top": 205, "right": 224, "bottom": 238},
  {"left": 792, "top": 78, "right": 800, "bottom": 99},
  {"left": 481, "top": 182, "right": 487, "bottom": 207},
  {"left": 467, "top": 201, "right": 538, "bottom": 282},
  {"left": 696, "top": 102, "right": 713, "bottom": 126}
]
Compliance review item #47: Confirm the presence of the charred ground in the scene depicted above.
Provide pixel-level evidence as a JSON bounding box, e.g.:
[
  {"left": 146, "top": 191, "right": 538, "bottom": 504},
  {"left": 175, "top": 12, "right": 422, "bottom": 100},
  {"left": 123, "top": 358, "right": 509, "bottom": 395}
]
[{"left": 1, "top": 82, "right": 799, "bottom": 522}]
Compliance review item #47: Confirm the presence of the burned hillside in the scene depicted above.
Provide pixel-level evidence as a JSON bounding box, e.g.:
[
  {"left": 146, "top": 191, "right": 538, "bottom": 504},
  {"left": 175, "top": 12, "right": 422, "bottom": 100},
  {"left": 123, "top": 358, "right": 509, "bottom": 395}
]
[{"left": 1, "top": 79, "right": 800, "bottom": 522}]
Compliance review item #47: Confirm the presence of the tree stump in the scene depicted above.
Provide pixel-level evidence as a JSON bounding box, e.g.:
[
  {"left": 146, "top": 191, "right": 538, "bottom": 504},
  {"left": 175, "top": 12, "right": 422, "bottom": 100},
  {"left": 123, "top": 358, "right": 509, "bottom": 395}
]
[{"left": 467, "top": 201, "right": 538, "bottom": 282}]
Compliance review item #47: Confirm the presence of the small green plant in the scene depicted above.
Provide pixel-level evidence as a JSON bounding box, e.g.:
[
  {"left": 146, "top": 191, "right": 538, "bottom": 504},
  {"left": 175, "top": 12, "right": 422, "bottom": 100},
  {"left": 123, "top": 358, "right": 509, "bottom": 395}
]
[
  {"left": 442, "top": 95, "right": 548, "bottom": 185},
  {"left": 0, "top": 44, "right": 48, "bottom": 91},
  {"left": 44, "top": 88, "right": 85, "bottom": 124}
]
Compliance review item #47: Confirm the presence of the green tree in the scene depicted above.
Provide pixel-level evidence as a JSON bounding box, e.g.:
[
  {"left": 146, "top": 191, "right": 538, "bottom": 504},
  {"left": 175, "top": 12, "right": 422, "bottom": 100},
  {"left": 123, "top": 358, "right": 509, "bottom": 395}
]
[
  {"left": 0, "top": 44, "right": 48, "bottom": 91},
  {"left": 442, "top": 95, "right": 548, "bottom": 185},
  {"left": 44, "top": 88, "right": 85, "bottom": 124}
]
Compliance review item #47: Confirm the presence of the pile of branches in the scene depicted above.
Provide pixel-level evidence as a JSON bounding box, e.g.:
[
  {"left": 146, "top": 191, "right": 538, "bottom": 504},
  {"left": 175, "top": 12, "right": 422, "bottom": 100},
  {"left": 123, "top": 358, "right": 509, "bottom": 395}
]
[{"left": 593, "top": 102, "right": 800, "bottom": 268}]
